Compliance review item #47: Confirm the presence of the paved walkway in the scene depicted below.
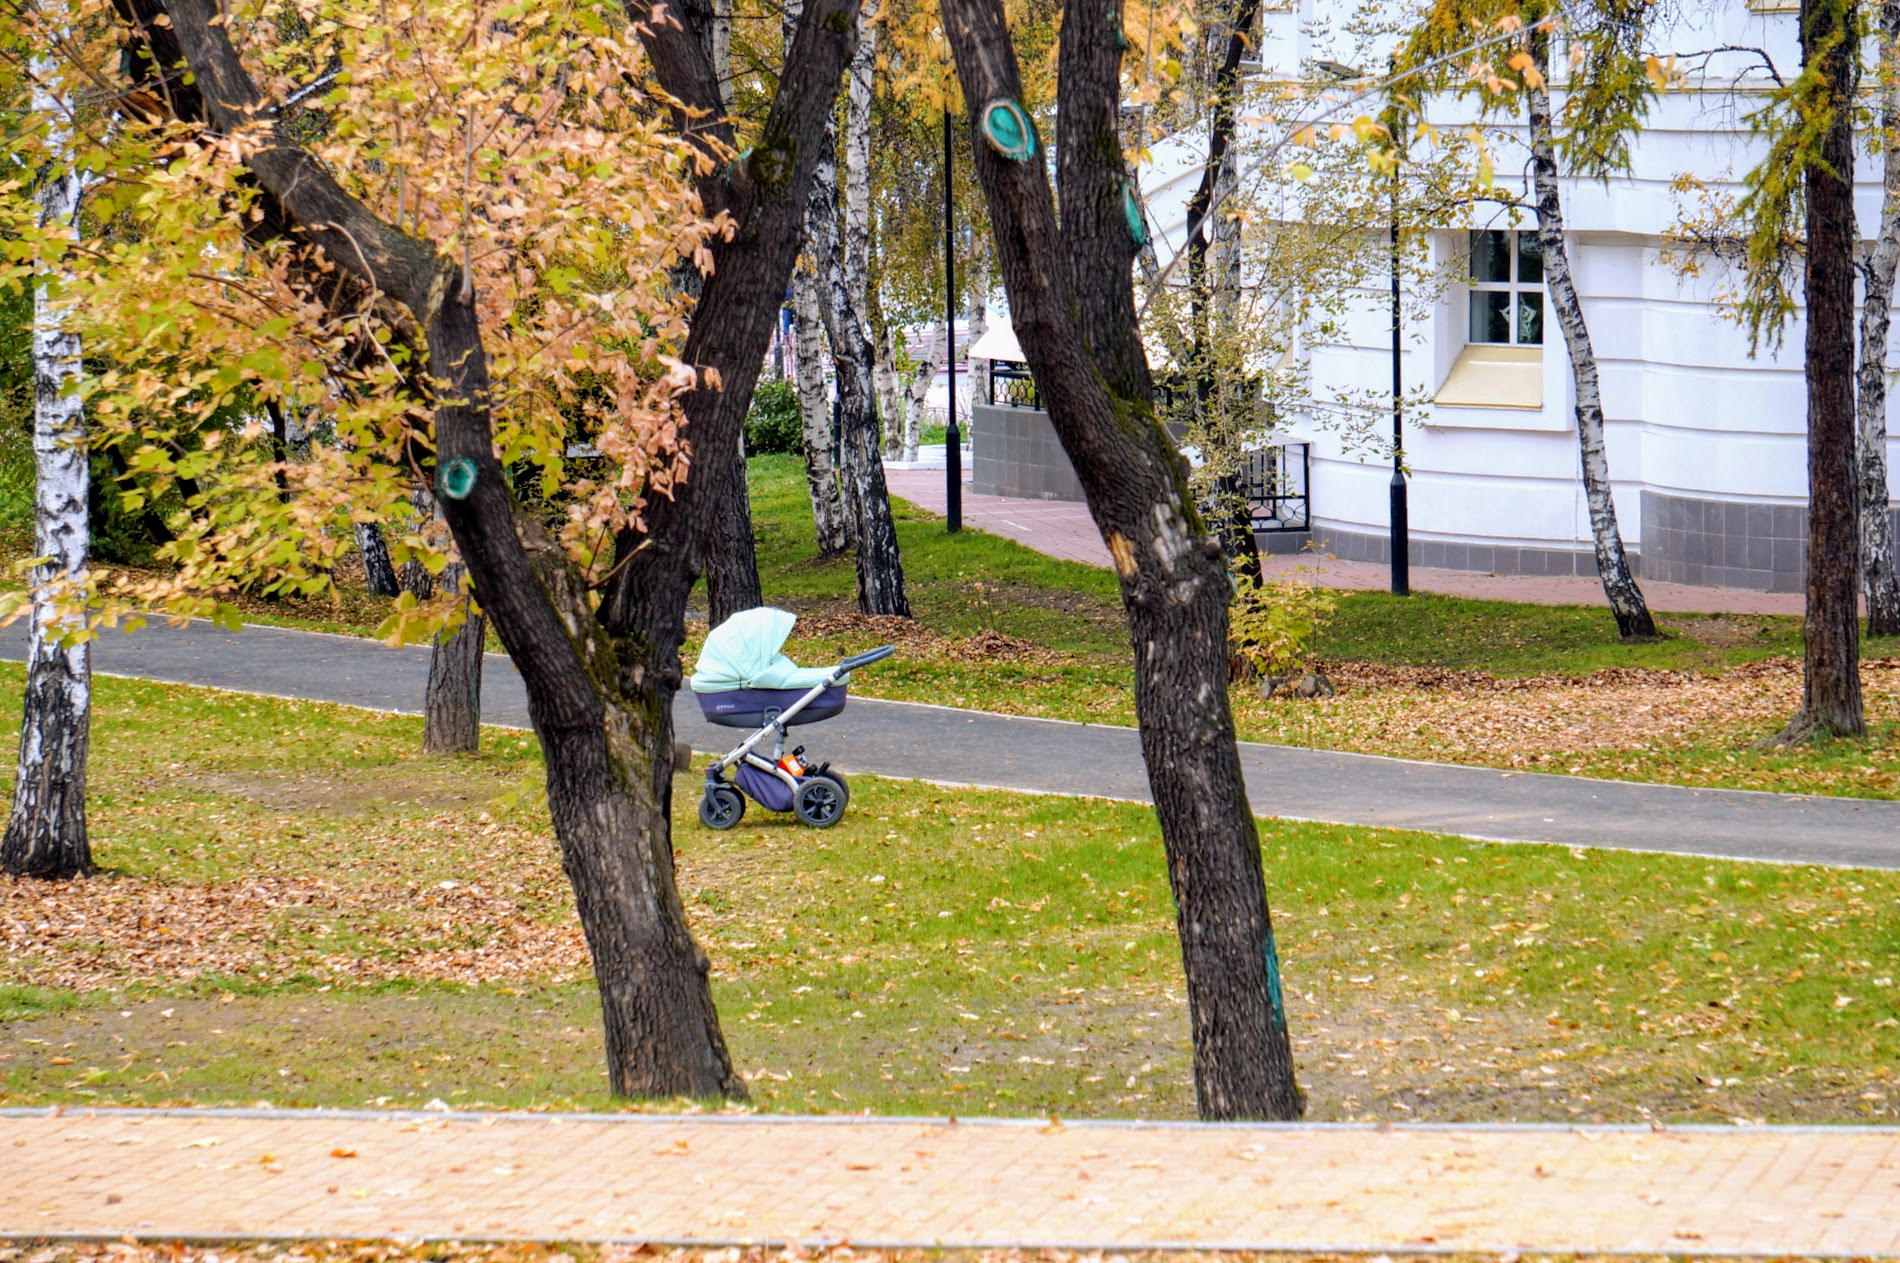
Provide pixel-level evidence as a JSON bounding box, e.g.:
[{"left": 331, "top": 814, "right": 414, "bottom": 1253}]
[
  {"left": 884, "top": 468, "right": 1810, "bottom": 615},
  {"left": 4, "top": 619, "right": 1898, "bottom": 869},
  {"left": 3, "top": 1109, "right": 1898, "bottom": 1253}
]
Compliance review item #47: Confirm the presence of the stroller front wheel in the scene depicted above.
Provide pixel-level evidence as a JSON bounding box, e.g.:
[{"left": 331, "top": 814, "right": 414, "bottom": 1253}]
[
  {"left": 699, "top": 784, "right": 746, "bottom": 830},
  {"left": 793, "top": 775, "right": 848, "bottom": 828}
]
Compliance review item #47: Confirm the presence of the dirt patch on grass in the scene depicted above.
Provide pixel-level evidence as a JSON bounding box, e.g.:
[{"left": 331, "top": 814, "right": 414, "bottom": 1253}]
[
  {"left": 186, "top": 766, "right": 506, "bottom": 815},
  {"left": 789, "top": 614, "right": 1072, "bottom": 665},
  {"left": 1670, "top": 615, "right": 1782, "bottom": 650}
]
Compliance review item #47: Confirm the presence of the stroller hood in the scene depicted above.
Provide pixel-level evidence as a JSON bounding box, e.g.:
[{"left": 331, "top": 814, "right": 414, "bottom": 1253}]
[{"left": 690, "top": 607, "right": 835, "bottom": 693}]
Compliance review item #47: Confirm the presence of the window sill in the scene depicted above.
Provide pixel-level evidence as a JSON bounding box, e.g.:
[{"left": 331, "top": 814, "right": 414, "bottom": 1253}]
[{"left": 1434, "top": 344, "right": 1544, "bottom": 410}]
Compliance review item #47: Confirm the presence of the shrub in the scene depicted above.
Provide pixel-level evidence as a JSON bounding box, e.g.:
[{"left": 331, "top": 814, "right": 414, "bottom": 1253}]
[
  {"left": 1228, "top": 566, "right": 1337, "bottom": 681},
  {"left": 744, "top": 378, "right": 805, "bottom": 456}
]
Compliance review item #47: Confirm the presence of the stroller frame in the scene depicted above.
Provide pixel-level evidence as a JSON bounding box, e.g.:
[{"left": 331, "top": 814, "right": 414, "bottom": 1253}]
[{"left": 699, "top": 644, "right": 893, "bottom": 826}]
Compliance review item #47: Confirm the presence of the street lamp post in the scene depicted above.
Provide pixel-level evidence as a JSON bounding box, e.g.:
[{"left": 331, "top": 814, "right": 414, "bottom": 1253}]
[
  {"left": 1389, "top": 154, "right": 1409, "bottom": 596},
  {"left": 944, "top": 107, "right": 962, "bottom": 533},
  {"left": 1386, "top": 58, "right": 1410, "bottom": 597}
]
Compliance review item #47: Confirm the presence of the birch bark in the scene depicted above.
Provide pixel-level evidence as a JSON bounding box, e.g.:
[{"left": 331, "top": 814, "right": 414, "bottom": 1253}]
[
  {"left": 968, "top": 253, "right": 991, "bottom": 408},
  {"left": 4, "top": 45, "right": 92, "bottom": 880},
  {"left": 873, "top": 304, "right": 903, "bottom": 459},
  {"left": 1183, "top": 0, "right": 1263, "bottom": 583},
  {"left": 792, "top": 270, "right": 852, "bottom": 556},
  {"left": 355, "top": 521, "right": 401, "bottom": 596},
  {"left": 1857, "top": 0, "right": 1900, "bottom": 638},
  {"left": 816, "top": 0, "right": 910, "bottom": 616},
  {"left": 1525, "top": 75, "right": 1657, "bottom": 639}
]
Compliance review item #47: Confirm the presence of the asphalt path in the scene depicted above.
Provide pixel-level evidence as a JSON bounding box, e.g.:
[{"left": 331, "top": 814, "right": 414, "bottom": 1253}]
[{"left": 5, "top": 618, "right": 1898, "bottom": 869}]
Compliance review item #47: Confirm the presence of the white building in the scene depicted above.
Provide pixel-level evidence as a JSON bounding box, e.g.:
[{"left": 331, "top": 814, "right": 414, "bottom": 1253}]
[{"left": 1126, "top": 0, "right": 1900, "bottom": 591}]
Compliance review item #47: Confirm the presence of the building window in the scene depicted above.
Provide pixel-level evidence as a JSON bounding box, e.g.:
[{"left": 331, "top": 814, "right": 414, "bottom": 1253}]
[{"left": 1468, "top": 229, "right": 1544, "bottom": 346}]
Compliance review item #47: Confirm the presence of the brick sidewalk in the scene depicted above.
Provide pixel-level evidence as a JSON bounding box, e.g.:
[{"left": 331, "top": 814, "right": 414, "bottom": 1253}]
[
  {"left": 5, "top": 1110, "right": 1900, "bottom": 1254},
  {"left": 883, "top": 469, "right": 1807, "bottom": 616}
]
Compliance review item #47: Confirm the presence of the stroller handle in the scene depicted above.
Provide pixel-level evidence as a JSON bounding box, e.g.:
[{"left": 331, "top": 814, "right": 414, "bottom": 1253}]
[{"left": 836, "top": 644, "right": 896, "bottom": 673}]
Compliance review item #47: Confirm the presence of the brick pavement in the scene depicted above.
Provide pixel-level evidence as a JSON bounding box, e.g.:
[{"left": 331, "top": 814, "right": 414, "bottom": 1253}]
[
  {"left": 5, "top": 1109, "right": 1900, "bottom": 1254},
  {"left": 883, "top": 469, "right": 1808, "bottom": 616}
]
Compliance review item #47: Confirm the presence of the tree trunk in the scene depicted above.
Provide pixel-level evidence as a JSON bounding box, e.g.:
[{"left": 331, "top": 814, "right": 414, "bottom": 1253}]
[
  {"left": 1783, "top": 0, "right": 1866, "bottom": 739},
  {"left": 968, "top": 254, "right": 991, "bottom": 407},
  {"left": 872, "top": 301, "right": 904, "bottom": 459},
  {"left": 905, "top": 362, "right": 929, "bottom": 459},
  {"left": 703, "top": 443, "right": 764, "bottom": 625},
  {"left": 422, "top": 561, "right": 486, "bottom": 755},
  {"left": 4, "top": 49, "right": 91, "bottom": 881},
  {"left": 1183, "top": 0, "right": 1263, "bottom": 585},
  {"left": 355, "top": 521, "right": 401, "bottom": 597},
  {"left": 793, "top": 268, "right": 853, "bottom": 557},
  {"left": 1858, "top": 0, "right": 1900, "bottom": 638},
  {"left": 151, "top": 0, "right": 862, "bottom": 1099},
  {"left": 711, "top": 0, "right": 732, "bottom": 112},
  {"left": 1525, "top": 75, "right": 1656, "bottom": 639},
  {"left": 943, "top": 0, "right": 1302, "bottom": 1119},
  {"left": 813, "top": 10, "right": 911, "bottom": 617}
]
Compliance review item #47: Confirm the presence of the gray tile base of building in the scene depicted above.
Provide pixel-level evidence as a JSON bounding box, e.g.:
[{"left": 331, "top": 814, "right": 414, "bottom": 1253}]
[
  {"left": 969, "top": 402, "right": 1086, "bottom": 503},
  {"left": 1258, "top": 526, "right": 1612, "bottom": 579},
  {"left": 1269, "top": 491, "right": 1900, "bottom": 592}
]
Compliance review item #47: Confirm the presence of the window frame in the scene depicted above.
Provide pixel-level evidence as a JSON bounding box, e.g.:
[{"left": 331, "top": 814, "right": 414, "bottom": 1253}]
[{"left": 1467, "top": 228, "right": 1546, "bottom": 348}]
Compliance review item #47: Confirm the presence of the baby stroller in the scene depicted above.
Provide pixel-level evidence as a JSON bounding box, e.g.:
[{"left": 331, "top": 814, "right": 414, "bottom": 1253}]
[{"left": 690, "top": 607, "right": 894, "bottom": 830}]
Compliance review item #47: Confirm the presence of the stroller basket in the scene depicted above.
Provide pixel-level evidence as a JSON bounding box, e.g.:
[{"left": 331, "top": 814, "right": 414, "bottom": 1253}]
[{"left": 696, "top": 684, "right": 847, "bottom": 729}]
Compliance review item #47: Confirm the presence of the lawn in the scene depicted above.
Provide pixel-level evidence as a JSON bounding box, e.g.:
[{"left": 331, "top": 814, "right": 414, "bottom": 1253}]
[{"left": 2, "top": 667, "right": 1896, "bottom": 1125}]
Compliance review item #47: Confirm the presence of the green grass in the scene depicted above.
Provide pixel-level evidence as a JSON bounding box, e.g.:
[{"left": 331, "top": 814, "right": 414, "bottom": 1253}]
[
  {"left": 1320, "top": 591, "right": 1816, "bottom": 675},
  {"left": 2, "top": 666, "right": 1897, "bottom": 1123}
]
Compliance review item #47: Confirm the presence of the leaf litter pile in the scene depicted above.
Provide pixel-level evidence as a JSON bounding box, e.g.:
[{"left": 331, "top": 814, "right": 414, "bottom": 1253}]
[
  {"left": 1, "top": 668, "right": 1896, "bottom": 1123},
  {"left": 1237, "top": 656, "right": 1900, "bottom": 797}
]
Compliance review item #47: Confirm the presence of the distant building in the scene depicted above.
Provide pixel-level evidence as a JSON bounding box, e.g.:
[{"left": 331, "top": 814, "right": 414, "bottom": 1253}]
[{"left": 1127, "top": 0, "right": 1900, "bottom": 592}]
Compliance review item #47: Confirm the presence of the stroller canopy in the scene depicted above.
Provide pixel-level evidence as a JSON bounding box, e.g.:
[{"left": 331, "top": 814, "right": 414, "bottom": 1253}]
[{"left": 690, "top": 607, "right": 834, "bottom": 694}]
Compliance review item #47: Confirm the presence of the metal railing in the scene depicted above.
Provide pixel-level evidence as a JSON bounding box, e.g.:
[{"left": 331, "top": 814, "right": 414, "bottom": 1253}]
[
  {"left": 1246, "top": 443, "right": 1310, "bottom": 532},
  {"left": 990, "top": 361, "right": 1040, "bottom": 410}
]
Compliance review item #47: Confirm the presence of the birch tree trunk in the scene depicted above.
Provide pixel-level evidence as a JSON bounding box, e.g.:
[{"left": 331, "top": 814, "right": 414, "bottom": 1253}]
[
  {"left": 793, "top": 269, "right": 853, "bottom": 557},
  {"left": 355, "top": 521, "right": 401, "bottom": 596},
  {"left": 1782, "top": 0, "right": 1866, "bottom": 738},
  {"left": 1184, "top": 0, "right": 1263, "bottom": 584},
  {"left": 423, "top": 561, "right": 486, "bottom": 755},
  {"left": 711, "top": 0, "right": 732, "bottom": 112},
  {"left": 4, "top": 48, "right": 91, "bottom": 880},
  {"left": 1525, "top": 74, "right": 1656, "bottom": 639},
  {"left": 906, "top": 363, "right": 929, "bottom": 458},
  {"left": 816, "top": 0, "right": 910, "bottom": 617},
  {"left": 1858, "top": 0, "right": 1900, "bottom": 638},
  {"left": 969, "top": 252, "right": 991, "bottom": 407},
  {"left": 873, "top": 305, "right": 903, "bottom": 459}
]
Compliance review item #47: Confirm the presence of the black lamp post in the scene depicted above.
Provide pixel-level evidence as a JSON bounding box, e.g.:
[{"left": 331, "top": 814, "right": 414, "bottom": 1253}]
[
  {"left": 1388, "top": 141, "right": 1409, "bottom": 597},
  {"left": 1325, "top": 58, "right": 1410, "bottom": 594},
  {"left": 944, "top": 107, "right": 962, "bottom": 533}
]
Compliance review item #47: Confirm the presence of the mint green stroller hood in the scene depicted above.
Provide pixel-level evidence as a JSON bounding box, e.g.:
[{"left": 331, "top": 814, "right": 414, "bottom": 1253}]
[{"left": 689, "top": 607, "right": 834, "bottom": 693}]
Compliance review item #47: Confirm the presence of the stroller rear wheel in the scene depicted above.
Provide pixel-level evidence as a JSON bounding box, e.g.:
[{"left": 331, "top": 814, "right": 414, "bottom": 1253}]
[
  {"left": 793, "top": 774, "right": 847, "bottom": 828},
  {"left": 699, "top": 784, "right": 746, "bottom": 830}
]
